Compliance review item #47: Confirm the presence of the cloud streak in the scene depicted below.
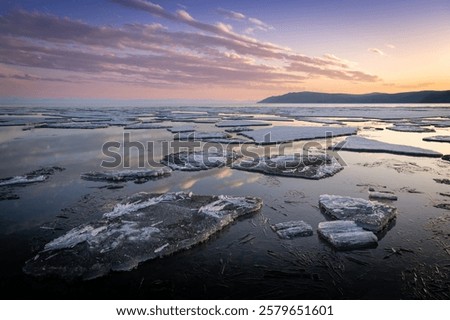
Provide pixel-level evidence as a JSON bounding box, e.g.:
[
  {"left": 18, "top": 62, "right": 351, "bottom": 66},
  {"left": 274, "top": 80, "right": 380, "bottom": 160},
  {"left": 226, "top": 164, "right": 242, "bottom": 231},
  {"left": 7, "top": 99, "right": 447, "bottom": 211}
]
[{"left": 0, "top": 2, "right": 380, "bottom": 93}]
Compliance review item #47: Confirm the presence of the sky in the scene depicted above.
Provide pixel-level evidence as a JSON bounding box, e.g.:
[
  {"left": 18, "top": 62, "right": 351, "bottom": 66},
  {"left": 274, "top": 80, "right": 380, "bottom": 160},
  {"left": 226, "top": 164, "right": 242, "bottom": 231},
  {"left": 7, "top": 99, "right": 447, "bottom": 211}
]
[{"left": 0, "top": 0, "right": 449, "bottom": 102}]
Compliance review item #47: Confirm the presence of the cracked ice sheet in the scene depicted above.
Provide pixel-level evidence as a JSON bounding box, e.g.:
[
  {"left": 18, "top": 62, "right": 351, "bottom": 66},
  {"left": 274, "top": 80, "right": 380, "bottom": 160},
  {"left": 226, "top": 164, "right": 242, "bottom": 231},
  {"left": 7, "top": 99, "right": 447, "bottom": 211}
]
[
  {"left": 161, "top": 150, "right": 240, "bottom": 171},
  {"left": 80, "top": 168, "right": 172, "bottom": 182},
  {"left": 23, "top": 192, "right": 263, "bottom": 280},
  {"left": 319, "top": 194, "right": 397, "bottom": 232},
  {"left": 232, "top": 154, "right": 343, "bottom": 179},
  {"left": 331, "top": 136, "right": 443, "bottom": 157},
  {"left": 239, "top": 126, "right": 357, "bottom": 144}
]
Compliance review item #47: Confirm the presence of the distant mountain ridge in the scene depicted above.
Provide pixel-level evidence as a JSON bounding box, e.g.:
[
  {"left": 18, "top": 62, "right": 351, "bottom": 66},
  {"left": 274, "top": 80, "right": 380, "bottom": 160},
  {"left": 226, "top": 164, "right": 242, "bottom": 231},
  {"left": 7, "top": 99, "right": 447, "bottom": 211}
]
[{"left": 258, "top": 90, "right": 450, "bottom": 103}]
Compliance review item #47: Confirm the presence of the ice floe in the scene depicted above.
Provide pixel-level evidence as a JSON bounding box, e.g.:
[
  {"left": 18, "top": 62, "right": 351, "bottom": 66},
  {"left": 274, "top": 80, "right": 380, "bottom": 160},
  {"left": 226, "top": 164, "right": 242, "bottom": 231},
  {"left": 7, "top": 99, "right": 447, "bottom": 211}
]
[
  {"left": 239, "top": 126, "right": 357, "bottom": 144},
  {"left": 387, "top": 125, "right": 435, "bottom": 133},
  {"left": 124, "top": 123, "right": 171, "bottom": 130},
  {"left": 423, "top": 135, "right": 450, "bottom": 143},
  {"left": 225, "top": 127, "right": 254, "bottom": 133},
  {"left": 271, "top": 220, "right": 313, "bottom": 239},
  {"left": 23, "top": 192, "right": 263, "bottom": 280},
  {"left": 168, "top": 125, "right": 196, "bottom": 133},
  {"left": 216, "top": 120, "right": 271, "bottom": 127},
  {"left": 317, "top": 221, "right": 378, "bottom": 250},
  {"left": 0, "top": 167, "right": 64, "bottom": 187},
  {"left": 331, "top": 136, "right": 443, "bottom": 157},
  {"left": 81, "top": 168, "right": 171, "bottom": 183},
  {"left": 318, "top": 194, "right": 397, "bottom": 232},
  {"left": 233, "top": 154, "right": 343, "bottom": 179},
  {"left": 175, "top": 131, "right": 231, "bottom": 140},
  {"left": 368, "top": 191, "right": 398, "bottom": 201},
  {"left": 161, "top": 150, "right": 240, "bottom": 171},
  {"left": 37, "top": 122, "right": 109, "bottom": 129}
]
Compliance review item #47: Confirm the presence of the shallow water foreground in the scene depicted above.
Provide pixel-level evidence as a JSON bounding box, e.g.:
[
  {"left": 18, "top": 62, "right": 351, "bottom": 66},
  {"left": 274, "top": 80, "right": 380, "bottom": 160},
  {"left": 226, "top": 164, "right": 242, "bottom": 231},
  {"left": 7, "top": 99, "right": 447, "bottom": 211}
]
[{"left": 0, "top": 104, "right": 449, "bottom": 299}]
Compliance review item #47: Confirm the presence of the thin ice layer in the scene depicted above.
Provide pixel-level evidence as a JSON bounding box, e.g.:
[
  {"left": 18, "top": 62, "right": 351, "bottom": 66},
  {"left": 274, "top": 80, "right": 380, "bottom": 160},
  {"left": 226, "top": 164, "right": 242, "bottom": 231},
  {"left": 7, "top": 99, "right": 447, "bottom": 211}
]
[{"left": 23, "top": 192, "right": 263, "bottom": 280}]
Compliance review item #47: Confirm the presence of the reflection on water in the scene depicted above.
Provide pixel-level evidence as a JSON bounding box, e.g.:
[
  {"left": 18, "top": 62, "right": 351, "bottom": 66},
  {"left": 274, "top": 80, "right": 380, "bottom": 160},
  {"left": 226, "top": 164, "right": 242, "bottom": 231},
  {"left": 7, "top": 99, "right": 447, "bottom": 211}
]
[{"left": 0, "top": 106, "right": 449, "bottom": 299}]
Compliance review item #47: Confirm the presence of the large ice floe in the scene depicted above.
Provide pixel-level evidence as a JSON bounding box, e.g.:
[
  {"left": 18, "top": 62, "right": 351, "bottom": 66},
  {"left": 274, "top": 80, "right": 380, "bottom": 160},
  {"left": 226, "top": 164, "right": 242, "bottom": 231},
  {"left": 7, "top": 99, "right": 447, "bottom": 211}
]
[
  {"left": 331, "top": 136, "right": 443, "bottom": 157},
  {"left": 271, "top": 220, "right": 313, "bottom": 239},
  {"left": 161, "top": 150, "right": 240, "bottom": 171},
  {"left": 238, "top": 126, "right": 357, "bottom": 144},
  {"left": 318, "top": 195, "right": 397, "bottom": 232},
  {"left": 423, "top": 135, "right": 450, "bottom": 143},
  {"left": 23, "top": 192, "right": 263, "bottom": 280},
  {"left": 317, "top": 221, "right": 378, "bottom": 250},
  {"left": 81, "top": 168, "right": 171, "bottom": 183},
  {"left": 232, "top": 154, "right": 343, "bottom": 179}
]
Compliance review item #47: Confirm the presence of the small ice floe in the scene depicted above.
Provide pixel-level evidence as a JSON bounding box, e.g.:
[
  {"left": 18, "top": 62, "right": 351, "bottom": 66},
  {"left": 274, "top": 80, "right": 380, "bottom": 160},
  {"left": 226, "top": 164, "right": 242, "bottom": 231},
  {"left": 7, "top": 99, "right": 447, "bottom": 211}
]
[
  {"left": 161, "top": 150, "right": 240, "bottom": 171},
  {"left": 0, "top": 175, "right": 46, "bottom": 186},
  {"left": 434, "top": 178, "right": 450, "bottom": 185},
  {"left": 36, "top": 122, "right": 108, "bottom": 129},
  {"left": 232, "top": 154, "right": 343, "bottom": 179},
  {"left": 81, "top": 168, "right": 172, "bottom": 183},
  {"left": 0, "top": 167, "right": 64, "bottom": 187},
  {"left": 202, "top": 138, "right": 249, "bottom": 144},
  {"left": 174, "top": 131, "right": 231, "bottom": 140},
  {"left": 318, "top": 194, "right": 397, "bottom": 232},
  {"left": 225, "top": 127, "right": 254, "bottom": 133},
  {"left": 423, "top": 135, "right": 450, "bottom": 143},
  {"left": 387, "top": 125, "right": 435, "bottom": 133},
  {"left": 317, "top": 221, "right": 378, "bottom": 250},
  {"left": 23, "top": 192, "right": 262, "bottom": 280},
  {"left": 124, "top": 123, "right": 171, "bottom": 129},
  {"left": 271, "top": 220, "right": 313, "bottom": 239},
  {"left": 368, "top": 191, "right": 398, "bottom": 201},
  {"left": 216, "top": 120, "right": 271, "bottom": 127},
  {"left": 239, "top": 126, "right": 357, "bottom": 144},
  {"left": 331, "top": 136, "right": 443, "bottom": 158},
  {"left": 168, "top": 125, "right": 196, "bottom": 133}
]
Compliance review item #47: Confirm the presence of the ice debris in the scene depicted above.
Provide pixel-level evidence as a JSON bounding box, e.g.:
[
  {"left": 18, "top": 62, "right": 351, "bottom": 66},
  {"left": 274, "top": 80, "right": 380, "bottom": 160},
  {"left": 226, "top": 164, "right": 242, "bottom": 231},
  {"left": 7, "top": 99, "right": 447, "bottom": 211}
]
[
  {"left": 271, "top": 220, "right": 313, "bottom": 239},
  {"left": 81, "top": 168, "right": 171, "bottom": 183},
  {"left": 318, "top": 194, "right": 397, "bottom": 232},
  {"left": 23, "top": 192, "right": 263, "bottom": 280},
  {"left": 239, "top": 126, "right": 357, "bottom": 144},
  {"left": 232, "top": 154, "right": 343, "bottom": 179},
  {"left": 161, "top": 150, "right": 240, "bottom": 171},
  {"left": 331, "top": 136, "right": 443, "bottom": 158},
  {"left": 317, "top": 221, "right": 378, "bottom": 250}
]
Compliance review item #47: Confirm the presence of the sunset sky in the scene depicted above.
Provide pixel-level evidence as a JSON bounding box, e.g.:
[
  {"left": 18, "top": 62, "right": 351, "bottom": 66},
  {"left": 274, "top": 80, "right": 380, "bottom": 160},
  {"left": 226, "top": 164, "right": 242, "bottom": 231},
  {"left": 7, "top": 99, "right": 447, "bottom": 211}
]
[{"left": 0, "top": 0, "right": 449, "bottom": 102}]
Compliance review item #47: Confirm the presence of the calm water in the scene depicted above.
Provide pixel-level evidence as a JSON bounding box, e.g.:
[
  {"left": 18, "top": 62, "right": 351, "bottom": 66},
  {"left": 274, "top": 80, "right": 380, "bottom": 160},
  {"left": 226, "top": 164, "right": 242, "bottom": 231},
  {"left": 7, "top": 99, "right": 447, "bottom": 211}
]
[{"left": 0, "top": 104, "right": 449, "bottom": 299}]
